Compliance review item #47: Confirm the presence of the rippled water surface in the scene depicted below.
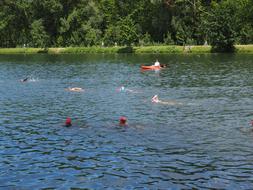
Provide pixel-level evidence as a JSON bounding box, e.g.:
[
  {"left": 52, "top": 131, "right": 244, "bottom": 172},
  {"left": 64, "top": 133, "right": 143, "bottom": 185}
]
[{"left": 0, "top": 54, "right": 253, "bottom": 189}]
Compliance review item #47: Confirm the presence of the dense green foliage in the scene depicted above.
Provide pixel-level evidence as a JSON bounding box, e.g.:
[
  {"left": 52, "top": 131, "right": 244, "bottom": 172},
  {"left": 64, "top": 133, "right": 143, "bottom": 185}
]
[{"left": 0, "top": 0, "right": 252, "bottom": 52}]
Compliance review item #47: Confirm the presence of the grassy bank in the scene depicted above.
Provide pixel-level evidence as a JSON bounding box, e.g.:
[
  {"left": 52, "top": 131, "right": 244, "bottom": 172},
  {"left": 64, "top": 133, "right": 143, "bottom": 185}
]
[
  {"left": 235, "top": 45, "right": 253, "bottom": 53},
  {"left": 0, "top": 45, "right": 253, "bottom": 54}
]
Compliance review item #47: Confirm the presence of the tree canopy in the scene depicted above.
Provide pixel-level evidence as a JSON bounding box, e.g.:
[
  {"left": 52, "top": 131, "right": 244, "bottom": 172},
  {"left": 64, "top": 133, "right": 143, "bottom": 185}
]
[{"left": 0, "top": 0, "right": 252, "bottom": 52}]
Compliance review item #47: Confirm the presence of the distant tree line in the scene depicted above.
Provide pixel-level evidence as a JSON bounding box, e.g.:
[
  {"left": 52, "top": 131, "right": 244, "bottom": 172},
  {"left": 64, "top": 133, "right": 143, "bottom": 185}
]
[{"left": 0, "top": 0, "right": 252, "bottom": 52}]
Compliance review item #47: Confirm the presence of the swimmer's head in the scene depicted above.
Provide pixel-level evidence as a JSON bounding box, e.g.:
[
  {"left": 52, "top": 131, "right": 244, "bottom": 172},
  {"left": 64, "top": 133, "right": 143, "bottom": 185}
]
[
  {"left": 251, "top": 120, "right": 253, "bottom": 126},
  {"left": 120, "top": 86, "right": 125, "bottom": 91},
  {"left": 119, "top": 116, "right": 127, "bottom": 126},
  {"left": 152, "top": 95, "right": 159, "bottom": 103},
  {"left": 116, "top": 86, "right": 125, "bottom": 92},
  {"left": 65, "top": 117, "right": 72, "bottom": 127},
  {"left": 21, "top": 77, "right": 29, "bottom": 82}
]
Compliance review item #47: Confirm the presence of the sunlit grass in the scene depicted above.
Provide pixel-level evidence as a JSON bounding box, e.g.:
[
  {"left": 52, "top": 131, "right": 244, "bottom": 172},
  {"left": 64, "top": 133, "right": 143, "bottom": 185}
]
[
  {"left": 0, "top": 45, "right": 253, "bottom": 54},
  {"left": 235, "top": 45, "right": 253, "bottom": 53}
]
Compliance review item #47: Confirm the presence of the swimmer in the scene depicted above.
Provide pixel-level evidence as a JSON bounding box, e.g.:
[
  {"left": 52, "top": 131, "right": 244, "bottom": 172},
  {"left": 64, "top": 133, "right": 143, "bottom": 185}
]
[
  {"left": 20, "top": 77, "right": 29, "bottom": 82},
  {"left": 65, "top": 117, "right": 72, "bottom": 127},
  {"left": 118, "top": 86, "right": 126, "bottom": 92},
  {"left": 119, "top": 116, "right": 128, "bottom": 126},
  {"left": 117, "top": 86, "right": 135, "bottom": 93},
  {"left": 66, "top": 87, "right": 84, "bottom": 92},
  {"left": 151, "top": 95, "right": 160, "bottom": 103},
  {"left": 151, "top": 95, "right": 183, "bottom": 105}
]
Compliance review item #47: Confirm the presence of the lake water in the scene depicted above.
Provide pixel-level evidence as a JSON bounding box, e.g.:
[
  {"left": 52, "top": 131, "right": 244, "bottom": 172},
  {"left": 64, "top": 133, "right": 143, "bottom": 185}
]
[{"left": 0, "top": 54, "right": 253, "bottom": 189}]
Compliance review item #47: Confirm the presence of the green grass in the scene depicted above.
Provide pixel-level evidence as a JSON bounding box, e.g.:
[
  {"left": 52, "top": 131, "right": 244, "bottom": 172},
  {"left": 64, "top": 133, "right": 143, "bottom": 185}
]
[
  {"left": 0, "top": 45, "right": 253, "bottom": 54},
  {"left": 235, "top": 45, "right": 253, "bottom": 53},
  {"left": 134, "top": 45, "right": 183, "bottom": 53},
  {"left": 189, "top": 45, "right": 212, "bottom": 53},
  {"left": 0, "top": 48, "right": 47, "bottom": 54},
  {"left": 58, "top": 47, "right": 122, "bottom": 54}
]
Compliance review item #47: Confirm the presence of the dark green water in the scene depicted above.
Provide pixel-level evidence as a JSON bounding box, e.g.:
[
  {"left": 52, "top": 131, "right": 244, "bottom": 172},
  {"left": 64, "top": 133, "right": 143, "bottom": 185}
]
[{"left": 0, "top": 54, "right": 253, "bottom": 189}]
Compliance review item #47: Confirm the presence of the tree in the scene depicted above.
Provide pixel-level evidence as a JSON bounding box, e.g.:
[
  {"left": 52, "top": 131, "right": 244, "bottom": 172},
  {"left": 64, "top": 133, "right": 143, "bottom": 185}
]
[
  {"left": 31, "top": 0, "right": 63, "bottom": 46},
  {"left": 31, "top": 19, "right": 49, "bottom": 48},
  {"left": 239, "top": 24, "right": 253, "bottom": 44},
  {"left": 83, "top": 24, "right": 102, "bottom": 46},
  {"left": 117, "top": 17, "right": 139, "bottom": 46},
  {"left": 0, "top": 0, "right": 251, "bottom": 48},
  {"left": 236, "top": 0, "right": 253, "bottom": 44},
  {"left": 103, "top": 25, "right": 120, "bottom": 46},
  {"left": 103, "top": 16, "right": 138, "bottom": 46},
  {"left": 206, "top": 1, "right": 238, "bottom": 52},
  {"left": 0, "top": 0, "right": 31, "bottom": 47},
  {"left": 139, "top": 32, "right": 153, "bottom": 46},
  {"left": 58, "top": 0, "right": 103, "bottom": 46}
]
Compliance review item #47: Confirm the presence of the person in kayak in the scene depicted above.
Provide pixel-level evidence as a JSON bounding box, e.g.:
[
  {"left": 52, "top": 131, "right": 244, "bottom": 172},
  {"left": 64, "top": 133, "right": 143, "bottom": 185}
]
[{"left": 153, "top": 59, "right": 160, "bottom": 67}]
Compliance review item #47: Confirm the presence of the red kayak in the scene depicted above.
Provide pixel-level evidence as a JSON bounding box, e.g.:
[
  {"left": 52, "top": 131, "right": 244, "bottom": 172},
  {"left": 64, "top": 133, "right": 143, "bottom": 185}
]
[{"left": 141, "top": 65, "right": 161, "bottom": 70}]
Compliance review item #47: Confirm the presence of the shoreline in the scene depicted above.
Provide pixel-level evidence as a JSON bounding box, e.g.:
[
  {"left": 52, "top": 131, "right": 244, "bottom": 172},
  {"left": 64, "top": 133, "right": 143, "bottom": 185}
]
[{"left": 0, "top": 45, "right": 253, "bottom": 54}]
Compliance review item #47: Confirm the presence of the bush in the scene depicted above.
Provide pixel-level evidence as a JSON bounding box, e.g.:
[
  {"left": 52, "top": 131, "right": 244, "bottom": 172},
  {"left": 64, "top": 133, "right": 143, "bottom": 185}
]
[
  {"left": 103, "top": 25, "right": 120, "bottom": 46},
  {"left": 139, "top": 32, "right": 152, "bottom": 46},
  {"left": 238, "top": 24, "right": 253, "bottom": 44},
  {"left": 164, "top": 32, "right": 174, "bottom": 45}
]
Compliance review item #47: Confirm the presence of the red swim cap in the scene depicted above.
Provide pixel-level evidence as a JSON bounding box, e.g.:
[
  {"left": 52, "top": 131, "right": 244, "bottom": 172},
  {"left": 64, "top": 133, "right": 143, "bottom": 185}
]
[
  {"left": 65, "top": 117, "right": 72, "bottom": 126},
  {"left": 119, "top": 116, "right": 127, "bottom": 125}
]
